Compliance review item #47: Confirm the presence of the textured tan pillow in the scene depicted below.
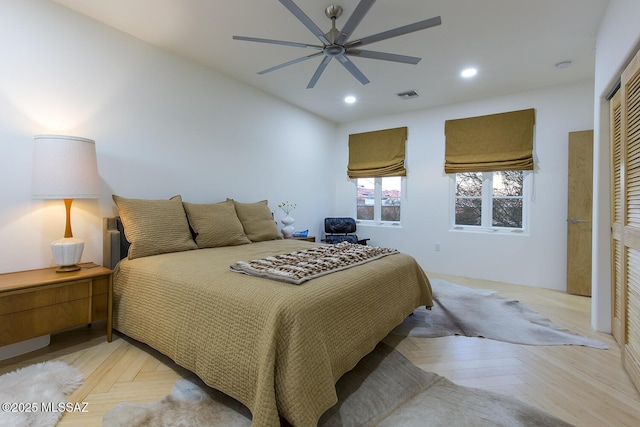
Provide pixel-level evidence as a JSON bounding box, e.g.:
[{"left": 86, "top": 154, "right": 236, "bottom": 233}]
[
  {"left": 183, "top": 200, "right": 251, "bottom": 248},
  {"left": 112, "top": 195, "right": 198, "bottom": 260},
  {"left": 231, "top": 199, "right": 282, "bottom": 242}
]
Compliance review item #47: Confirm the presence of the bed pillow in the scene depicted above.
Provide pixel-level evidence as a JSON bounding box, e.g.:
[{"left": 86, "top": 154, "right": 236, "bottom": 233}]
[
  {"left": 231, "top": 199, "right": 282, "bottom": 242},
  {"left": 183, "top": 200, "right": 251, "bottom": 248},
  {"left": 112, "top": 194, "right": 198, "bottom": 260}
]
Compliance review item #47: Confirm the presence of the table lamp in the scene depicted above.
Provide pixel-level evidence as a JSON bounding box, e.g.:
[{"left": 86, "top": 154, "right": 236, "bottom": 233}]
[{"left": 32, "top": 135, "right": 100, "bottom": 272}]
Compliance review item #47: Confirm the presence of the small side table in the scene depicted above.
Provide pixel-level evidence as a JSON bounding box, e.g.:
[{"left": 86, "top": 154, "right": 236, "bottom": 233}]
[
  {"left": 0, "top": 263, "right": 113, "bottom": 347},
  {"left": 292, "top": 236, "right": 316, "bottom": 242}
]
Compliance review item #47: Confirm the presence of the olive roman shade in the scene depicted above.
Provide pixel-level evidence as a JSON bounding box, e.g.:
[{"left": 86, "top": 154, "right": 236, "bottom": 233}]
[
  {"left": 444, "top": 108, "right": 535, "bottom": 173},
  {"left": 347, "top": 127, "right": 407, "bottom": 178}
]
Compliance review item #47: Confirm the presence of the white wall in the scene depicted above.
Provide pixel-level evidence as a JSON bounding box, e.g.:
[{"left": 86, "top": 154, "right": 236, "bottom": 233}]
[
  {"left": 591, "top": 0, "right": 640, "bottom": 331},
  {"left": 0, "top": 1, "right": 336, "bottom": 274},
  {"left": 335, "top": 81, "right": 595, "bottom": 291}
]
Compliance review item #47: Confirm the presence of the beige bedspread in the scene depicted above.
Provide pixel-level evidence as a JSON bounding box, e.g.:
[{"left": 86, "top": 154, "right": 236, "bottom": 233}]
[{"left": 113, "top": 239, "right": 432, "bottom": 427}]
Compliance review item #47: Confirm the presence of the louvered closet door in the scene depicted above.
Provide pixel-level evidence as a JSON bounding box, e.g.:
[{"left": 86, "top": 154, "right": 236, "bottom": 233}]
[
  {"left": 622, "top": 48, "right": 640, "bottom": 391},
  {"left": 611, "top": 89, "right": 624, "bottom": 345}
]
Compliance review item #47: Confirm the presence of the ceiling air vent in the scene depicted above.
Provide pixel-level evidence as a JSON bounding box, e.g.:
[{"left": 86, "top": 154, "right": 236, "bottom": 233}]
[{"left": 397, "top": 90, "right": 419, "bottom": 100}]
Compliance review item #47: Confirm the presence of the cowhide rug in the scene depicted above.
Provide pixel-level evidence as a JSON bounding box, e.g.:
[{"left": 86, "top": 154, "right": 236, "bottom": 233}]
[
  {"left": 103, "top": 342, "right": 573, "bottom": 426},
  {"left": 391, "top": 278, "right": 608, "bottom": 349},
  {"left": 0, "top": 360, "right": 83, "bottom": 427}
]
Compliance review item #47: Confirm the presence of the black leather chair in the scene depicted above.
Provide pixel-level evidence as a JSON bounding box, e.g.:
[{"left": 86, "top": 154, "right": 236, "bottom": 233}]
[{"left": 322, "top": 217, "right": 369, "bottom": 245}]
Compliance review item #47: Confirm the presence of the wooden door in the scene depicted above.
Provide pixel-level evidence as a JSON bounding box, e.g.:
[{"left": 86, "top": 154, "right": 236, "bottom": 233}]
[
  {"left": 621, "top": 48, "right": 640, "bottom": 392},
  {"left": 610, "top": 89, "right": 624, "bottom": 345},
  {"left": 567, "top": 130, "right": 594, "bottom": 296}
]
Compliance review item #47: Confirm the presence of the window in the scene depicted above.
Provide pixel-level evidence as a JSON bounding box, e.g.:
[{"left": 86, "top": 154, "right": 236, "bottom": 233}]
[
  {"left": 453, "top": 170, "right": 527, "bottom": 231},
  {"left": 356, "top": 176, "right": 402, "bottom": 224}
]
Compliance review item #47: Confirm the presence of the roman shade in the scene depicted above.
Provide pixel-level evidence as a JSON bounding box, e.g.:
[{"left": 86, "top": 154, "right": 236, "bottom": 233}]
[
  {"left": 347, "top": 127, "right": 407, "bottom": 178},
  {"left": 444, "top": 108, "right": 535, "bottom": 173}
]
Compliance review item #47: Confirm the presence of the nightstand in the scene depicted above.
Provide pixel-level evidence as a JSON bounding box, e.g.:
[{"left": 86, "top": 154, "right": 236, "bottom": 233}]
[
  {"left": 292, "top": 236, "right": 316, "bottom": 242},
  {"left": 0, "top": 263, "right": 113, "bottom": 346}
]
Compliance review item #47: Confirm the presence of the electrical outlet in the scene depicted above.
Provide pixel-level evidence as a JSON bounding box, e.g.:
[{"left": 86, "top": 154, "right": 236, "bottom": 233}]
[{"left": 435, "top": 243, "right": 441, "bottom": 251}]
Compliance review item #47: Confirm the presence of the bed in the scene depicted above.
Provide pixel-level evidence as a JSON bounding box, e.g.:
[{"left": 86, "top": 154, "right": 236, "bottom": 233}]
[{"left": 103, "top": 196, "right": 432, "bottom": 427}]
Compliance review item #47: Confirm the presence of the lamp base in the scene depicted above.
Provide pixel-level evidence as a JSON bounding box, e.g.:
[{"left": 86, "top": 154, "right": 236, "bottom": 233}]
[
  {"left": 51, "top": 237, "right": 84, "bottom": 273},
  {"left": 55, "top": 264, "right": 81, "bottom": 273}
]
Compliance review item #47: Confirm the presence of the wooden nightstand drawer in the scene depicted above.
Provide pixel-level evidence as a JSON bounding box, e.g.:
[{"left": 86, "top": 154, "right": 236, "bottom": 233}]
[
  {"left": 0, "top": 263, "right": 113, "bottom": 347},
  {"left": 0, "top": 280, "right": 91, "bottom": 315},
  {"left": 0, "top": 297, "right": 91, "bottom": 345}
]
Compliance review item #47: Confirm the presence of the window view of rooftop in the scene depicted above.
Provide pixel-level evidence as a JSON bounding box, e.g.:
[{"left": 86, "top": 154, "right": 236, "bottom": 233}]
[{"left": 356, "top": 177, "right": 401, "bottom": 222}]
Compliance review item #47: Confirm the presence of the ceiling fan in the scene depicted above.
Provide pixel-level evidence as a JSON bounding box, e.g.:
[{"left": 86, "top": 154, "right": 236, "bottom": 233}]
[{"left": 233, "top": 0, "right": 442, "bottom": 89}]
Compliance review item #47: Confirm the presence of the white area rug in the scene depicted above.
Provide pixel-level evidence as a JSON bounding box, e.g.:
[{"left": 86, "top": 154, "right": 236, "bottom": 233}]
[
  {"left": 103, "top": 343, "right": 574, "bottom": 426},
  {"left": 0, "top": 361, "right": 83, "bottom": 427},
  {"left": 391, "top": 278, "right": 609, "bottom": 349}
]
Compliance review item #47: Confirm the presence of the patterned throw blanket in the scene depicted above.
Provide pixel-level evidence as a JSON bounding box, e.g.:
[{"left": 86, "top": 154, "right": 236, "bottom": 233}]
[{"left": 230, "top": 242, "right": 399, "bottom": 285}]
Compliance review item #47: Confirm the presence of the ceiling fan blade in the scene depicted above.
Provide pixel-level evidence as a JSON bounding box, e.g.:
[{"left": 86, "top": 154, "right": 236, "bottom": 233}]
[
  {"left": 335, "top": 0, "right": 376, "bottom": 46},
  {"left": 345, "top": 49, "right": 421, "bottom": 65},
  {"left": 346, "top": 16, "right": 442, "bottom": 48},
  {"left": 336, "top": 55, "right": 370, "bottom": 85},
  {"left": 279, "top": 0, "right": 331, "bottom": 45},
  {"left": 307, "top": 56, "right": 332, "bottom": 89},
  {"left": 233, "top": 35, "right": 322, "bottom": 50},
  {"left": 258, "top": 52, "right": 324, "bottom": 75}
]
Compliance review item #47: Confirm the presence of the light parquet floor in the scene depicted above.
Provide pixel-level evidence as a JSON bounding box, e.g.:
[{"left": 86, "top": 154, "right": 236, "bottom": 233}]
[{"left": 1, "top": 273, "right": 639, "bottom": 426}]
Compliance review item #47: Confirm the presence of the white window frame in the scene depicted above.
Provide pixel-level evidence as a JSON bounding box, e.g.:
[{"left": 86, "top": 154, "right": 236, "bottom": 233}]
[
  {"left": 354, "top": 177, "right": 403, "bottom": 226},
  {"left": 450, "top": 170, "right": 530, "bottom": 233}
]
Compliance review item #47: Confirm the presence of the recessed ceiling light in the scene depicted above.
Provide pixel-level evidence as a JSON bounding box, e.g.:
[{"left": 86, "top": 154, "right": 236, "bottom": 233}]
[
  {"left": 344, "top": 95, "right": 356, "bottom": 104},
  {"left": 461, "top": 67, "right": 478, "bottom": 78}
]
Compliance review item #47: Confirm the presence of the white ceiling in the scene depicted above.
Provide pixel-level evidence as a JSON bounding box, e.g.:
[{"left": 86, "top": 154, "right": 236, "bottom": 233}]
[{"left": 52, "top": 0, "right": 609, "bottom": 124}]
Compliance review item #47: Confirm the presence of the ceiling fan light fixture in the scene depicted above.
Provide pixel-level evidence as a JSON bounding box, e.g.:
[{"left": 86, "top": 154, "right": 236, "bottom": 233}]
[{"left": 325, "top": 45, "right": 346, "bottom": 56}]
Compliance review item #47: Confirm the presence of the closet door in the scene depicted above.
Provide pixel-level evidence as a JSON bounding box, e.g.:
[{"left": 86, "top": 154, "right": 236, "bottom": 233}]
[
  {"left": 567, "top": 130, "right": 593, "bottom": 296},
  {"left": 611, "top": 89, "right": 623, "bottom": 345},
  {"left": 622, "top": 48, "right": 640, "bottom": 390}
]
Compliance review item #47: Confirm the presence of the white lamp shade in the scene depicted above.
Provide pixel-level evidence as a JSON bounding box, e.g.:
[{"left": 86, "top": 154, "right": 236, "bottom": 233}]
[{"left": 32, "top": 134, "right": 100, "bottom": 199}]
